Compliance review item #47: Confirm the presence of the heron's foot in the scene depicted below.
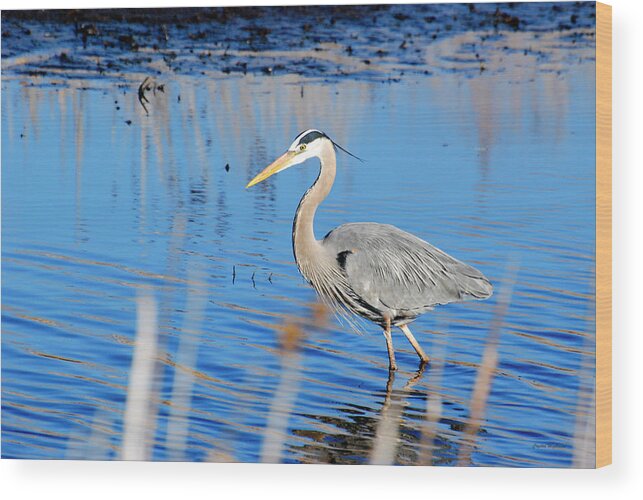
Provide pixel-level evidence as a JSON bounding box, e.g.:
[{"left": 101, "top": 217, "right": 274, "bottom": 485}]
[{"left": 405, "top": 363, "right": 428, "bottom": 389}]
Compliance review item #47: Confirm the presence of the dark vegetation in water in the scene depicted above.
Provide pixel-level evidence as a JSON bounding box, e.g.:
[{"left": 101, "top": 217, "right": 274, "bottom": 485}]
[{"left": 2, "top": 2, "right": 596, "bottom": 82}]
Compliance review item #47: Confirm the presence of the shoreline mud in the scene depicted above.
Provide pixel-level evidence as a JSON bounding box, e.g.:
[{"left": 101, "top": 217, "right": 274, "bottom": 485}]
[{"left": 2, "top": 3, "right": 596, "bottom": 84}]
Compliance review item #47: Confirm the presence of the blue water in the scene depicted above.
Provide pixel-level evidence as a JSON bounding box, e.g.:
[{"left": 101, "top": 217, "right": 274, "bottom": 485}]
[{"left": 2, "top": 4, "right": 596, "bottom": 466}]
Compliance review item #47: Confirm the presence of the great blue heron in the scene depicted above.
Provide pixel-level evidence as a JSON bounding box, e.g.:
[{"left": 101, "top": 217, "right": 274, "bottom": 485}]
[{"left": 247, "top": 129, "right": 493, "bottom": 370}]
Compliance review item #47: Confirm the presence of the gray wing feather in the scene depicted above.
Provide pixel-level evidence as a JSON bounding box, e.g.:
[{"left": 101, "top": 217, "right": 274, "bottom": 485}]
[{"left": 322, "top": 223, "right": 492, "bottom": 316}]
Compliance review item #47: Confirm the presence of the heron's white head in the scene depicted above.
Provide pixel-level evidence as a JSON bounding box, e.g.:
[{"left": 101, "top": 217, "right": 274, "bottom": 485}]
[{"left": 246, "top": 129, "right": 331, "bottom": 188}]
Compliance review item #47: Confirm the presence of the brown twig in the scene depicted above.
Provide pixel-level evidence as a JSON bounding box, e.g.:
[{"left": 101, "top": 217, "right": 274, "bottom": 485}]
[{"left": 457, "top": 262, "right": 518, "bottom": 466}]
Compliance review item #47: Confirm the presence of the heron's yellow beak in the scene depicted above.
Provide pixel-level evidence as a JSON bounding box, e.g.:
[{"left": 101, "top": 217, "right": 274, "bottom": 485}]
[{"left": 246, "top": 151, "right": 296, "bottom": 188}]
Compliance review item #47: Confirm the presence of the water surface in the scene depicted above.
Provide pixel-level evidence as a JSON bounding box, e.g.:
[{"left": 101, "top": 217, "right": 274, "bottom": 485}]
[{"left": 2, "top": 3, "right": 596, "bottom": 466}]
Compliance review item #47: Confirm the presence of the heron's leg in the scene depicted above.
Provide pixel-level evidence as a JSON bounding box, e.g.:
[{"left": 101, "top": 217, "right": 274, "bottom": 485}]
[
  {"left": 383, "top": 316, "right": 397, "bottom": 371},
  {"left": 400, "top": 324, "right": 430, "bottom": 364},
  {"left": 385, "top": 369, "right": 395, "bottom": 401}
]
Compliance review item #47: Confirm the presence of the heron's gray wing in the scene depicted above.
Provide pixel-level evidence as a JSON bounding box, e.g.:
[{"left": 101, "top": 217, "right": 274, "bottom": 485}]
[{"left": 322, "top": 223, "right": 492, "bottom": 315}]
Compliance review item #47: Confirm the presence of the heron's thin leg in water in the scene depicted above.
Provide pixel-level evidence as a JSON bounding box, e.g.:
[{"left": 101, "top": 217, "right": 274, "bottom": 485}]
[
  {"left": 400, "top": 324, "right": 430, "bottom": 364},
  {"left": 383, "top": 316, "right": 397, "bottom": 371},
  {"left": 385, "top": 369, "right": 396, "bottom": 400}
]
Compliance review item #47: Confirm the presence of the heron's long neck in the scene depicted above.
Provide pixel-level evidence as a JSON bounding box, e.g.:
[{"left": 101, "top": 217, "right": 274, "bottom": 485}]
[{"left": 292, "top": 143, "right": 336, "bottom": 272}]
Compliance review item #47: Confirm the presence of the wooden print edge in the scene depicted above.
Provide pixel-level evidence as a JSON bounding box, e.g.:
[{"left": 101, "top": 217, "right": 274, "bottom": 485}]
[{"left": 595, "top": 1, "right": 612, "bottom": 468}]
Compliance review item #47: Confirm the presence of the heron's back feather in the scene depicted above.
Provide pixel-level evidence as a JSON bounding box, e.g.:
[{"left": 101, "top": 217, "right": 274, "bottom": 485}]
[{"left": 321, "top": 222, "right": 492, "bottom": 325}]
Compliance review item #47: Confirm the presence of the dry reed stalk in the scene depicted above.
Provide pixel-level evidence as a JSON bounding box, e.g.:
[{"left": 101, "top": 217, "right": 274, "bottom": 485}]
[
  {"left": 417, "top": 341, "right": 447, "bottom": 466},
  {"left": 457, "top": 263, "right": 518, "bottom": 466},
  {"left": 260, "top": 303, "right": 328, "bottom": 463},
  {"left": 572, "top": 389, "right": 596, "bottom": 468},
  {"left": 66, "top": 408, "right": 116, "bottom": 460},
  {"left": 572, "top": 294, "right": 597, "bottom": 468},
  {"left": 166, "top": 266, "right": 208, "bottom": 461},
  {"left": 121, "top": 293, "right": 159, "bottom": 461},
  {"left": 259, "top": 322, "right": 304, "bottom": 463}
]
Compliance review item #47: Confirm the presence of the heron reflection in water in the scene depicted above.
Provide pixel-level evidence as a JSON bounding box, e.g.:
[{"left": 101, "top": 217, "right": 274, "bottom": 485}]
[{"left": 247, "top": 129, "right": 492, "bottom": 371}]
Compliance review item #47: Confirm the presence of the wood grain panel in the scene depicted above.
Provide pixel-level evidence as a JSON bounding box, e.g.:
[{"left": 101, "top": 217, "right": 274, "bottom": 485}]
[{"left": 596, "top": 1, "right": 612, "bottom": 469}]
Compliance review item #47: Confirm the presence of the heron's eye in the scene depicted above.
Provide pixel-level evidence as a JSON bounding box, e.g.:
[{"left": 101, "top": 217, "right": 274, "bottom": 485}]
[{"left": 299, "top": 144, "right": 306, "bottom": 152}]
